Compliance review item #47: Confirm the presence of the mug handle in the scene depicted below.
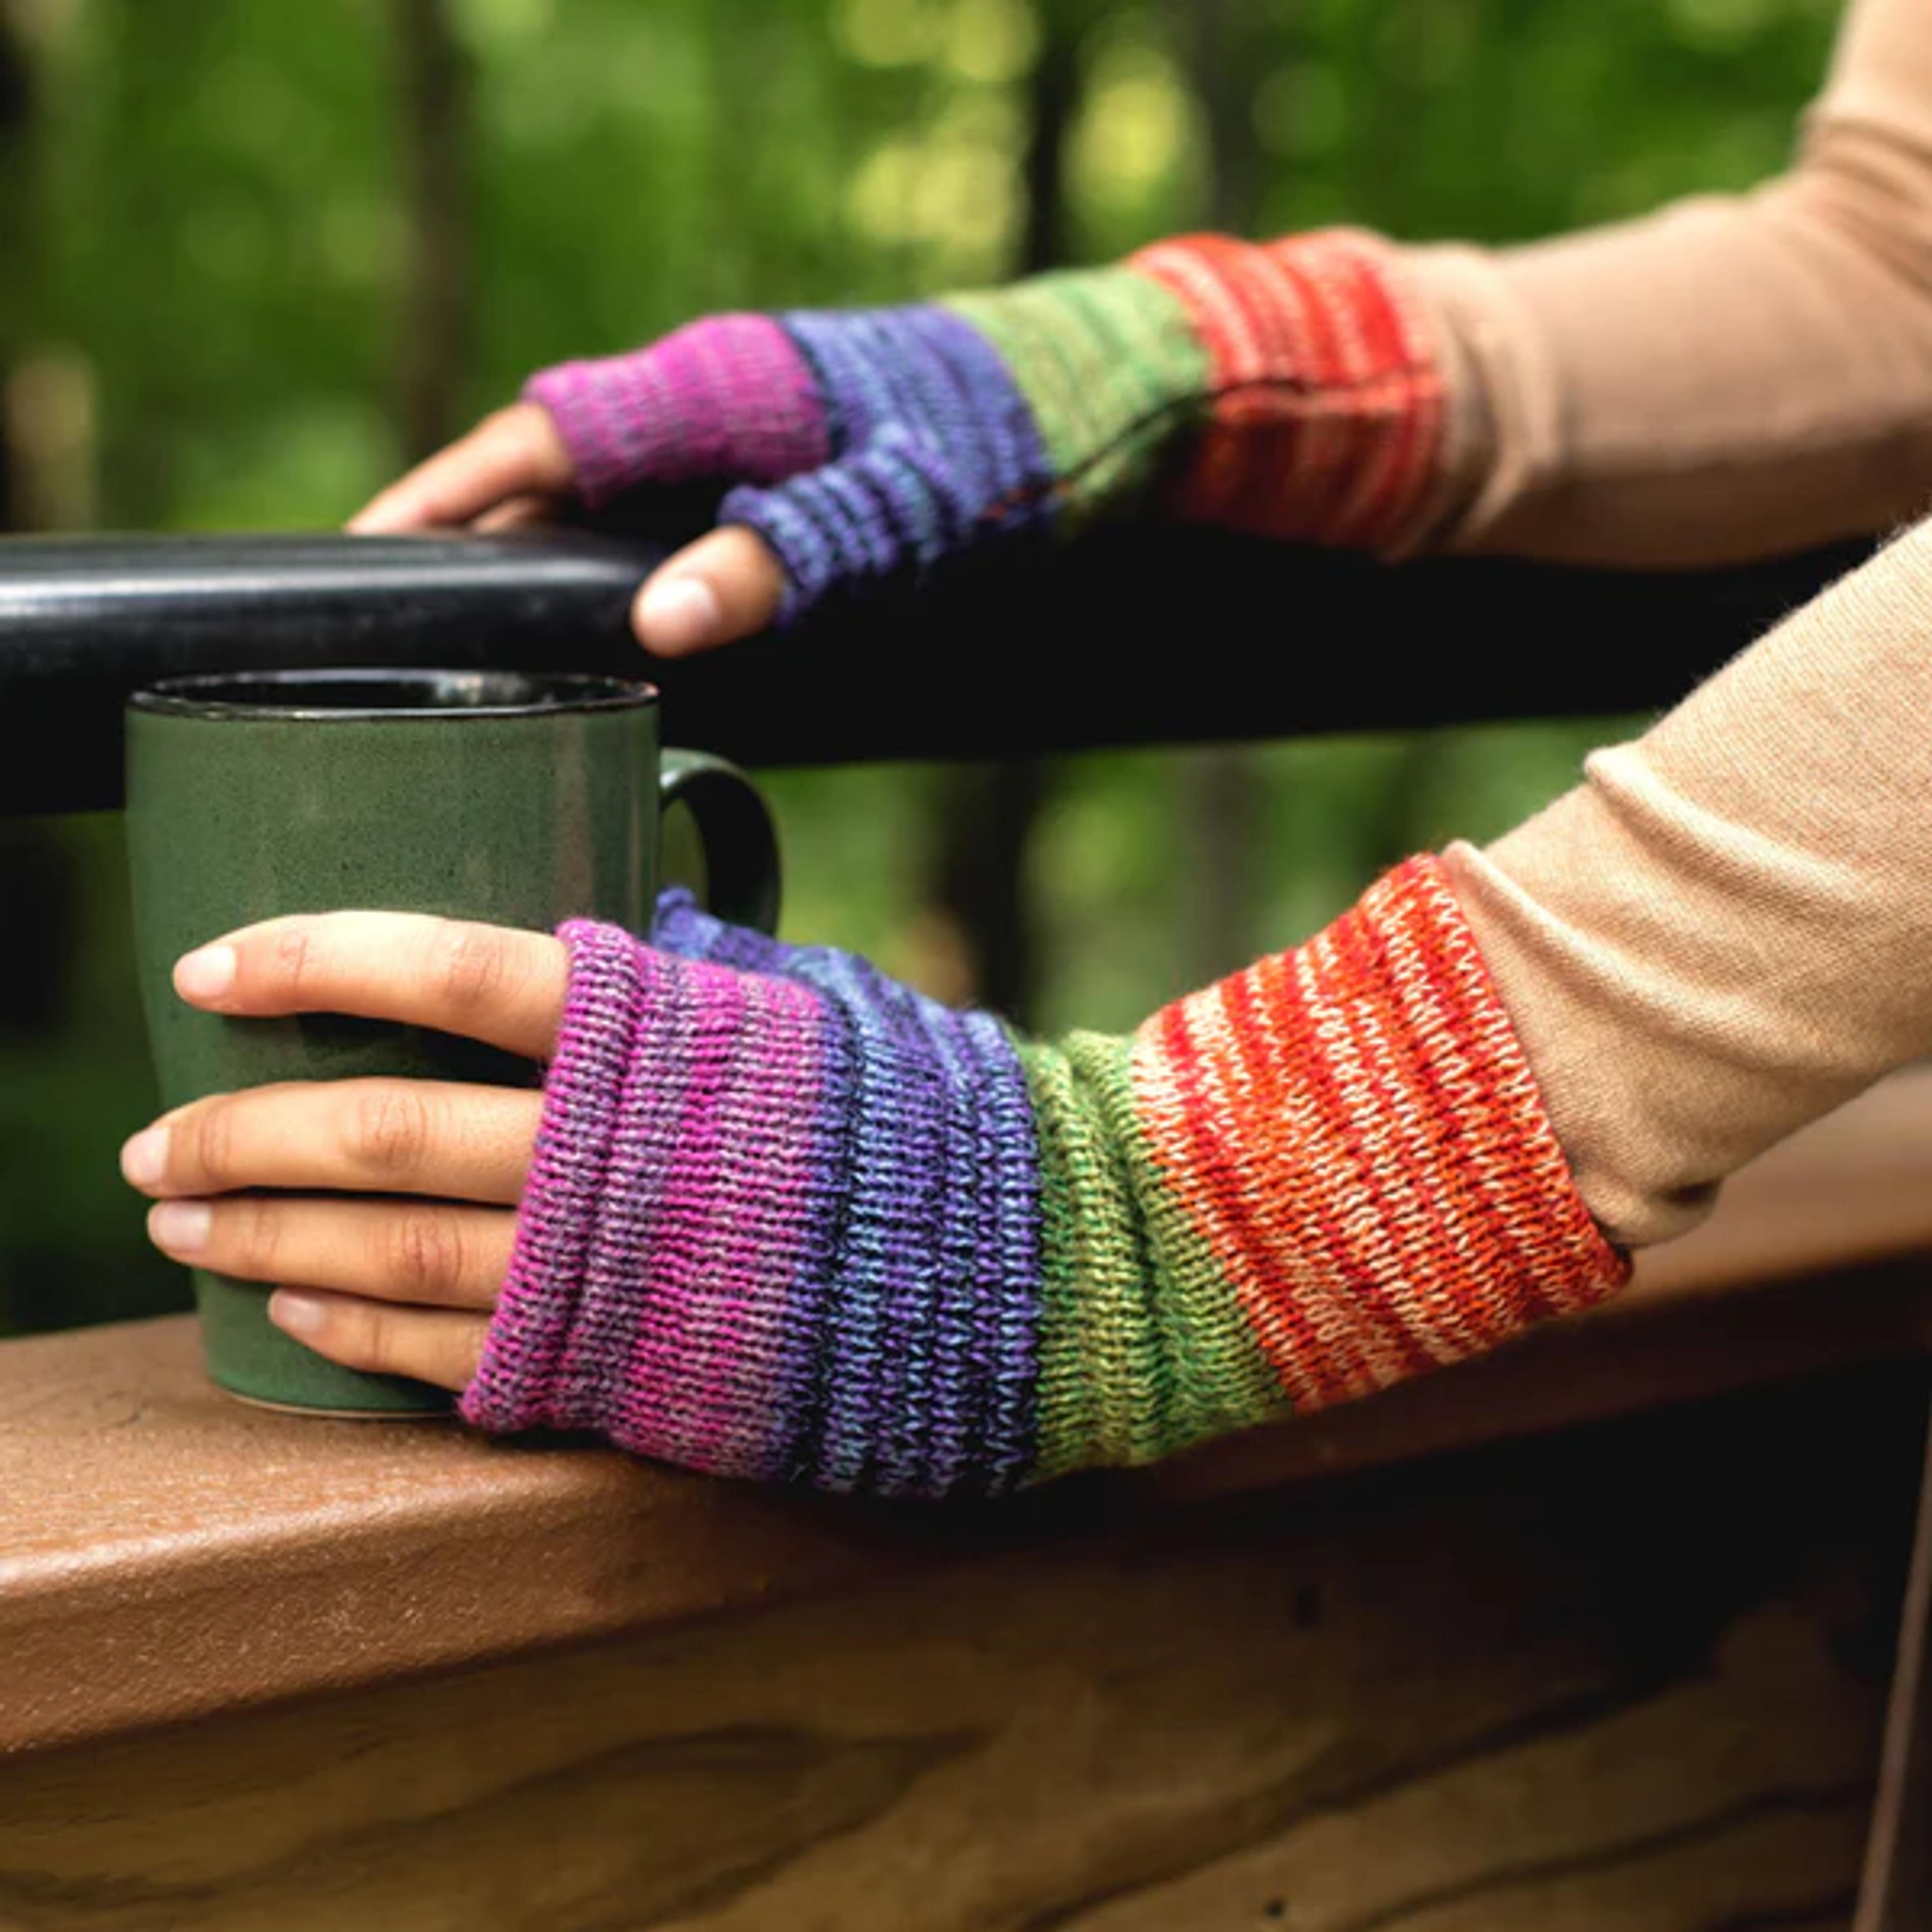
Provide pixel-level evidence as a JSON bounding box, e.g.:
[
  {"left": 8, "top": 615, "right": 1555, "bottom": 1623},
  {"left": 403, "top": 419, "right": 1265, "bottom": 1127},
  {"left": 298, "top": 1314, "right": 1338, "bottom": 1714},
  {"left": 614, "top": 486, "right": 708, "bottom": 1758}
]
[{"left": 659, "top": 748, "right": 782, "bottom": 936}]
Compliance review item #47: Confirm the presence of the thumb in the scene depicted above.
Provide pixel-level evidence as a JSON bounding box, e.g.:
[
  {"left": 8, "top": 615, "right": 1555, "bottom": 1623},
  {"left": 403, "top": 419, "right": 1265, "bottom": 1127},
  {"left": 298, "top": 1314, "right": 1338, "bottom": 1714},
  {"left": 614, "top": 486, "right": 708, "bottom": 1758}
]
[{"left": 632, "top": 525, "right": 786, "bottom": 655}]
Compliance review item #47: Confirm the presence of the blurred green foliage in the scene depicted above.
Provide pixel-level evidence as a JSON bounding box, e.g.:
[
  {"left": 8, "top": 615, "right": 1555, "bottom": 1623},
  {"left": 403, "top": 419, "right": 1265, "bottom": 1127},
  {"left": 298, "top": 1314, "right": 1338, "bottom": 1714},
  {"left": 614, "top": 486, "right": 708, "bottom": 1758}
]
[{"left": 0, "top": 0, "right": 1839, "bottom": 1331}]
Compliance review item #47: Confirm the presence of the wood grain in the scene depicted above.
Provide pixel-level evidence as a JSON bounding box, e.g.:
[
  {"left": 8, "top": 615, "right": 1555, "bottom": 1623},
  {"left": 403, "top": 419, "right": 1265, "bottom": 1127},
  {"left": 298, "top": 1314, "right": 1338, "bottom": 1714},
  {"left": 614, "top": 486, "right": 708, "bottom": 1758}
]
[{"left": 1, "top": 1364, "right": 1919, "bottom": 1932}]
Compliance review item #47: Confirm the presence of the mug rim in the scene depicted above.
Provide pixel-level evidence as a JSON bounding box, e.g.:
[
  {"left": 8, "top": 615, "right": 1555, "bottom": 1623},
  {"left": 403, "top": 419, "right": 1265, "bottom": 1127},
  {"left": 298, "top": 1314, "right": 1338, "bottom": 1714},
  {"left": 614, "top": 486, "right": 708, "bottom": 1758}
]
[{"left": 128, "top": 668, "right": 659, "bottom": 722}]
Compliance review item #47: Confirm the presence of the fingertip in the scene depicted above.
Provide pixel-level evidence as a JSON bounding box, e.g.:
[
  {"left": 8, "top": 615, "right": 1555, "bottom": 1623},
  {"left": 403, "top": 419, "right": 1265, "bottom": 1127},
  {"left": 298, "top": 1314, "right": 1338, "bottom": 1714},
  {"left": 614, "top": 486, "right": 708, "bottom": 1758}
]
[
  {"left": 633, "top": 572, "right": 725, "bottom": 656},
  {"left": 120, "top": 1126, "right": 169, "bottom": 1191},
  {"left": 348, "top": 484, "right": 437, "bottom": 535},
  {"left": 632, "top": 527, "right": 786, "bottom": 655},
  {"left": 269, "top": 1288, "right": 328, "bottom": 1339},
  {"left": 174, "top": 943, "right": 238, "bottom": 1006},
  {"left": 345, "top": 500, "right": 397, "bottom": 535}
]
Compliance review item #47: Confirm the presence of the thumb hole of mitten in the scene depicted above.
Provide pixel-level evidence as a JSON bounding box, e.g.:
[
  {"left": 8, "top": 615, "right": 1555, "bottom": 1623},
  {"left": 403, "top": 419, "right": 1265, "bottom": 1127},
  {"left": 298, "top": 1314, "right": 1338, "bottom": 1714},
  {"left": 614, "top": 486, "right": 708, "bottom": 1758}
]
[{"left": 632, "top": 525, "right": 787, "bottom": 655}]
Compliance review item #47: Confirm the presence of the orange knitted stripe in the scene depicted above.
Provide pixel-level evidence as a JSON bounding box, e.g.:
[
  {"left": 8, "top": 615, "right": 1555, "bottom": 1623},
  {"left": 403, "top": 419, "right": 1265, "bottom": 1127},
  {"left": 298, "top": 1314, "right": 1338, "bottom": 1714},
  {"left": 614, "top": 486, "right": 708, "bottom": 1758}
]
[
  {"left": 1130, "top": 856, "right": 1628, "bottom": 1411},
  {"left": 1129, "top": 228, "right": 1446, "bottom": 551}
]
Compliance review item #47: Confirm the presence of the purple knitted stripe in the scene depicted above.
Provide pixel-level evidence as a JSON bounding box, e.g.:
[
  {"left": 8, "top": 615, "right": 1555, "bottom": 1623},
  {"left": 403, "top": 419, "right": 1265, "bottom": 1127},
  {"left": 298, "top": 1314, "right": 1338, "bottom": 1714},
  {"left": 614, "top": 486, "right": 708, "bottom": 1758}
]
[
  {"left": 721, "top": 305, "right": 1055, "bottom": 623},
  {"left": 523, "top": 313, "right": 830, "bottom": 508},
  {"left": 651, "top": 892, "right": 1043, "bottom": 1496},
  {"left": 608, "top": 955, "right": 823, "bottom": 1478},
  {"left": 461, "top": 923, "right": 642, "bottom": 1433},
  {"left": 642, "top": 892, "right": 840, "bottom": 1479},
  {"left": 463, "top": 923, "right": 828, "bottom": 1478},
  {"left": 540, "top": 947, "right": 703, "bottom": 1430}
]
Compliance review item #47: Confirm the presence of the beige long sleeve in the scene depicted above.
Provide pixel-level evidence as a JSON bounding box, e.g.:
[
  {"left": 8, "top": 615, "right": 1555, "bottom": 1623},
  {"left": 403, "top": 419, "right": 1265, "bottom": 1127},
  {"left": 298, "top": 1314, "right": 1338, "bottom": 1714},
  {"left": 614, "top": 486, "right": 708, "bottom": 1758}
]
[
  {"left": 1366, "top": 0, "right": 1932, "bottom": 1251},
  {"left": 1408, "top": 0, "right": 1932, "bottom": 564},
  {"left": 1446, "top": 515, "right": 1932, "bottom": 1249}
]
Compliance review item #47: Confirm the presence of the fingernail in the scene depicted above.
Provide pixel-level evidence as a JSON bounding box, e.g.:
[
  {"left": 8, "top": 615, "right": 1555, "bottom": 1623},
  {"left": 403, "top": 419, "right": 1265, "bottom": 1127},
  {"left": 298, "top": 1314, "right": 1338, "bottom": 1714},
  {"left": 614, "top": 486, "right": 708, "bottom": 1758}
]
[
  {"left": 149, "top": 1200, "right": 211, "bottom": 1255},
  {"left": 175, "top": 944, "right": 237, "bottom": 1002},
  {"left": 636, "top": 574, "right": 721, "bottom": 653},
  {"left": 270, "top": 1289, "right": 326, "bottom": 1338},
  {"left": 120, "top": 1127, "right": 169, "bottom": 1189}
]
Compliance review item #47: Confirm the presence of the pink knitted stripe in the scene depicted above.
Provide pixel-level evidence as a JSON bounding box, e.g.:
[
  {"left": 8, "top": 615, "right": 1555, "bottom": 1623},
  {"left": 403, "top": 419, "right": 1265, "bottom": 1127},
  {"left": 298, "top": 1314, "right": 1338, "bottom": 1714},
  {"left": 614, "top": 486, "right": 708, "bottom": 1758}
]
[
  {"left": 600, "top": 951, "right": 825, "bottom": 1476},
  {"left": 523, "top": 313, "right": 830, "bottom": 507}
]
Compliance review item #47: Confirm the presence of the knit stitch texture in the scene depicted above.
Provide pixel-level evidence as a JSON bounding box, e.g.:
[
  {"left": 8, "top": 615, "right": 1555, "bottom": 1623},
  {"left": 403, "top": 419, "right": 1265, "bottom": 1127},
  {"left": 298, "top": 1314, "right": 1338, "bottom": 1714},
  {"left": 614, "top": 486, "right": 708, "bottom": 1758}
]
[
  {"left": 461, "top": 860, "right": 1627, "bottom": 1497},
  {"left": 523, "top": 229, "right": 1447, "bottom": 623}
]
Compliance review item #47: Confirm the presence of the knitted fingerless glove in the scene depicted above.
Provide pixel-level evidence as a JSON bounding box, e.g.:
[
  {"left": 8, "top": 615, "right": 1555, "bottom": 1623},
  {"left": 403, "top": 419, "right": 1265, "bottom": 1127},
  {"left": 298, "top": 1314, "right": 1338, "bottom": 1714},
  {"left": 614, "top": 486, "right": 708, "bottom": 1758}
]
[
  {"left": 460, "top": 861, "right": 1626, "bottom": 1498},
  {"left": 523, "top": 230, "right": 1450, "bottom": 623}
]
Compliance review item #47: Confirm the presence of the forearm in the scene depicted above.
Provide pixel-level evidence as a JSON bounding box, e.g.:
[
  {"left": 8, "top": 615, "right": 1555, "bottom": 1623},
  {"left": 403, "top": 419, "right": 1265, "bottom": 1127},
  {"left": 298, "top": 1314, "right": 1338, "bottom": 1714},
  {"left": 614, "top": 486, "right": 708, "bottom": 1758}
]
[
  {"left": 457, "top": 507, "right": 1932, "bottom": 1491},
  {"left": 1407, "top": 0, "right": 1932, "bottom": 562},
  {"left": 462, "top": 875, "right": 1626, "bottom": 1496}
]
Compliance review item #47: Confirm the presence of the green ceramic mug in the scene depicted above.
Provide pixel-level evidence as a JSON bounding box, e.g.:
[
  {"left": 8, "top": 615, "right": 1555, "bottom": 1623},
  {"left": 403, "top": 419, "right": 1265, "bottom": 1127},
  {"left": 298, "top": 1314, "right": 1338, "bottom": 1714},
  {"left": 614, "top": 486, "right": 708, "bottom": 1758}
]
[{"left": 125, "top": 667, "right": 781, "bottom": 1417}]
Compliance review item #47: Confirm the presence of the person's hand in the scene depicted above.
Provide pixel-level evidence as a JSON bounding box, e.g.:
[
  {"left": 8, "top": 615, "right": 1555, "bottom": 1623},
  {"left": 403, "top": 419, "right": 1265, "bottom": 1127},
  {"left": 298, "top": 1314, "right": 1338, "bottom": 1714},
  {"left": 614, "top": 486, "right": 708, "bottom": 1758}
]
[
  {"left": 347, "top": 401, "right": 786, "bottom": 658},
  {"left": 120, "top": 912, "right": 570, "bottom": 1392},
  {"left": 349, "top": 229, "right": 1452, "bottom": 666},
  {"left": 117, "top": 874, "right": 1626, "bottom": 1500}
]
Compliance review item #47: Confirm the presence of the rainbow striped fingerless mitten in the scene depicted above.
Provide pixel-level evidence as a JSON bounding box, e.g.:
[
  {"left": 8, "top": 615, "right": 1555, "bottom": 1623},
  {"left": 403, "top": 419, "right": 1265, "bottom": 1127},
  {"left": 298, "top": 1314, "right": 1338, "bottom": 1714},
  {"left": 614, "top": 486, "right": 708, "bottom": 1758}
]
[
  {"left": 523, "top": 229, "right": 1448, "bottom": 622},
  {"left": 461, "top": 861, "right": 1625, "bottom": 1498}
]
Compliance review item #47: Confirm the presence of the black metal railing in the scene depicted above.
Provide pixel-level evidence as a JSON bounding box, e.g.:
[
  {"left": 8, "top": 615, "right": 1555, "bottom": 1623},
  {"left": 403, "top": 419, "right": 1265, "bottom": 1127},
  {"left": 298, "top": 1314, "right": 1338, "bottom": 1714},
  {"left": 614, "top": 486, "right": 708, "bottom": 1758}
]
[{"left": 0, "top": 526, "right": 1869, "bottom": 816}]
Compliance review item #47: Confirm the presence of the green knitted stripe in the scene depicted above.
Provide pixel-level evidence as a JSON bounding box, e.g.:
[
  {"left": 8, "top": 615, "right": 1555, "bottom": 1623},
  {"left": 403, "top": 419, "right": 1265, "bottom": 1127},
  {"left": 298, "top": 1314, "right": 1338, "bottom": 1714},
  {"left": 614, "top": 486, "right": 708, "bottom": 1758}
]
[
  {"left": 1017, "top": 1029, "right": 1289, "bottom": 1482},
  {"left": 943, "top": 268, "right": 1208, "bottom": 527}
]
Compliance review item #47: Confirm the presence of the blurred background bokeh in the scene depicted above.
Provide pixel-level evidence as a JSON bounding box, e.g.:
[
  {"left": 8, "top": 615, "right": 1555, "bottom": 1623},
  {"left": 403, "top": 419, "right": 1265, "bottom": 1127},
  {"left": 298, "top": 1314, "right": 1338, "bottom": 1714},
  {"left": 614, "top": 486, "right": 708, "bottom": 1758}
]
[{"left": 0, "top": 0, "right": 1839, "bottom": 1334}]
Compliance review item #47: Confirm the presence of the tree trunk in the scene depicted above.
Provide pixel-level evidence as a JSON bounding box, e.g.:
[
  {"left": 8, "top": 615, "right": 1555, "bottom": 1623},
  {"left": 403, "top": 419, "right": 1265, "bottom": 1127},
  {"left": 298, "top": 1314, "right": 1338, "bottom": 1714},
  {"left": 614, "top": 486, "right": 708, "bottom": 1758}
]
[
  {"left": 1173, "top": 0, "right": 1268, "bottom": 987},
  {"left": 925, "top": 11, "right": 1081, "bottom": 1025},
  {"left": 393, "top": 0, "right": 473, "bottom": 462}
]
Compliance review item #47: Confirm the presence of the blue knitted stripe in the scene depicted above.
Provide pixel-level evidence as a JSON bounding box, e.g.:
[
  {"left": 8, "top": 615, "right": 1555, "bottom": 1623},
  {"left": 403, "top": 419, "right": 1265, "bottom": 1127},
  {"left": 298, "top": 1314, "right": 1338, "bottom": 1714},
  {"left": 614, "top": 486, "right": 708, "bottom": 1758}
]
[
  {"left": 650, "top": 893, "right": 1044, "bottom": 1496},
  {"left": 720, "top": 305, "right": 1056, "bottom": 620}
]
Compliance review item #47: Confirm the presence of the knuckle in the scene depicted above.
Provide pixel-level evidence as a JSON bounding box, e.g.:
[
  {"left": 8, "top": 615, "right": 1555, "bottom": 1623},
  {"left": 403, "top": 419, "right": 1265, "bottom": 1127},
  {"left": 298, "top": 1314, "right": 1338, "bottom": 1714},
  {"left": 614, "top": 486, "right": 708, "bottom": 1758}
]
[
  {"left": 347, "top": 1085, "right": 431, "bottom": 1180},
  {"left": 232, "top": 1197, "right": 284, "bottom": 1278},
  {"left": 432, "top": 923, "right": 511, "bottom": 1016},
  {"left": 270, "top": 922, "right": 315, "bottom": 1002},
  {"left": 386, "top": 1206, "right": 466, "bottom": 1302},
  {"left": 189, "top": 1100, "right": 237, "bottom": 1189},
  {"left": 333, "top": 1303, "right": 392, "bottom": 1376},
  {"left": 357, "top": 1314, "right": 398, "bottom": 1378}
]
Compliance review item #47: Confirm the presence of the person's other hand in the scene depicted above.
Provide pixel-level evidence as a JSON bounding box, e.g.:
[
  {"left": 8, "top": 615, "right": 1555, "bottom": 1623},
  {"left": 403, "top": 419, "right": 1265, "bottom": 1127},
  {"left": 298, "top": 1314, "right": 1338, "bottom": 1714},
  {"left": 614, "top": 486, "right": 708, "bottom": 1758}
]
[
  {"left": 119, "top": 912, "right": 571, "bottom": 1392},
  {"left": 349, "top": 230, "right": 1450, "bottom": 668},
  {"left": 347, "top": 400, "right": 786, "bottom": 657}
]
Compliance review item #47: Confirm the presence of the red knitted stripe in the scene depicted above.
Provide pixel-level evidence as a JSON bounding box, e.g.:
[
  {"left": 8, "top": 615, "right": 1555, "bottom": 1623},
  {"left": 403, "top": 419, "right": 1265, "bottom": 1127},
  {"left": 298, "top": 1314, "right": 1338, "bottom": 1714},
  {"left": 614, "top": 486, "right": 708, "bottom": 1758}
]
[
  {"left": 1304, "top": 240, "right": 1443, "bottom": 548},
  {"left": 1149, "top": 981, "right": 1367, "bottom": 1405},
  {"left": 1132, "top": 235, "right": 1335, "bottom": 537},
  {"left": 1131, "top": 856, "right": 1628, "bottom": 1411},
  {"left": 1223, "top": 957, "right": 1443, "bottom": 1384},
  {"left": 1129, "top": 228, "right": 1446, "bottom": 550},
  {"left": 1327, "top": 864, "right": 1564, "bottom": 1334},
  {"left": 1252, "top": 246, "right": 1359, "bottom": 526},
  {"left": 1367, "top": 886, "right": 1570, "bottom": 1331}
]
